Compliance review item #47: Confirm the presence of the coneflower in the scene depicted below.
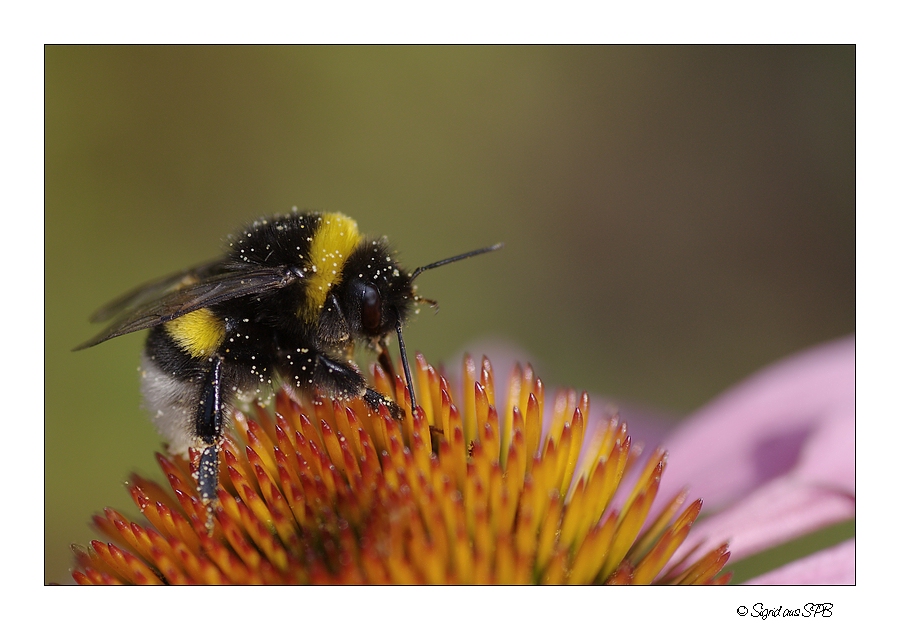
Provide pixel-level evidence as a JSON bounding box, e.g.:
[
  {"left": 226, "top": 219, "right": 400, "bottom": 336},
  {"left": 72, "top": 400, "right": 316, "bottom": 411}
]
[{"left": 72, "top": 353, "right": 730, "bottom": 585}]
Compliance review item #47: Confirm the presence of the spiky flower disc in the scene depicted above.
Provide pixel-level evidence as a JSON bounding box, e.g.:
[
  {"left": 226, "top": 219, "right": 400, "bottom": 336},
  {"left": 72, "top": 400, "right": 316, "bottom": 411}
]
[{"left": 72, "top": 354, "right": 730, "bottom": 585}]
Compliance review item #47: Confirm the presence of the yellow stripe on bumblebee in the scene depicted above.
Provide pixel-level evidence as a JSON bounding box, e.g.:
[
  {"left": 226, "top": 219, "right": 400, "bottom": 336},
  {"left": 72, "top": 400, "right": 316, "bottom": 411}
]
[
  {"left": 163, "top": 308, "right": 226, "bottom": 358},
  {"left": 301, "top": 212, "right": 362, "bottom": 323}
]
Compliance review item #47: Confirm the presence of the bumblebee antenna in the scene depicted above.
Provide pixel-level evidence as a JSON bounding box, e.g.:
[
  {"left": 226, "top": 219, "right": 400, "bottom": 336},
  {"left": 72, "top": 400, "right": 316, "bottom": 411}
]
[
  {"left": 410, "top": 243, "right": 504, "bottom": 281},
  {"left": 398, "top": 242, "right": 503, "bottom": 412}
]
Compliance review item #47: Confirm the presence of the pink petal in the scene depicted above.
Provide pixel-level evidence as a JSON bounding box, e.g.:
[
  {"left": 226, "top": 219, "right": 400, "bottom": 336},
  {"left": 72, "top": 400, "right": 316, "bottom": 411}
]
[
  {"left": 657, "top": 336, "right": 855, "bottom": 580},
  {"left": 672, "top": 473, "right": 854, "bottom": 566},
  {"left": 793, "top": 401, "right": 855, "bottom": 495},
  {"left": 745, "top": 539, "right": 855, "bottom": 585},
  {"left": 659, "top": 335, "right": 855, "bottom": 508}
]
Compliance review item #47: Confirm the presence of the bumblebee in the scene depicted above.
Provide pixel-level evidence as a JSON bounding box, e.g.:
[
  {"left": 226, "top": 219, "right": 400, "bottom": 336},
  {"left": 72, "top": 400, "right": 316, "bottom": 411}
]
[{"left": 77, "top": 210, "right": 500, "bottom": 514}]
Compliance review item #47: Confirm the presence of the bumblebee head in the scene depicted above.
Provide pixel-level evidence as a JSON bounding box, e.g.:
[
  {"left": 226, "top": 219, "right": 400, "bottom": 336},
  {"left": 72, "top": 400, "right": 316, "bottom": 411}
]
[
  {"left": 330, "top": 238, "right": 416, "bottom": 343},
  {"left": 341, "top": 241, "right": 504, "bottom": 412}
]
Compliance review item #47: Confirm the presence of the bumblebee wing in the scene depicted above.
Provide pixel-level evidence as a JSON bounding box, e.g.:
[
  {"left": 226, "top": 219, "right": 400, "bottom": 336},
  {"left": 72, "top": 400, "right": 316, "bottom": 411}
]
[
  {"left": 75, "top": 266, "right": 300, "bottom": 350},
  {"left": 88, "top": 259, "right": 228, "bottom": 323}
]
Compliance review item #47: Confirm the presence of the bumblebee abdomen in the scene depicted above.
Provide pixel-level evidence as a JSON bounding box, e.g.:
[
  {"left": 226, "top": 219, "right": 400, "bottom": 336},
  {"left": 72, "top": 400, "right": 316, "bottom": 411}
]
[
  {"left": 141, "top": 319, "right": 279, "bottom": 453},
  {"left": 139, "top": 350, "right": 199, "bottom": 455}
]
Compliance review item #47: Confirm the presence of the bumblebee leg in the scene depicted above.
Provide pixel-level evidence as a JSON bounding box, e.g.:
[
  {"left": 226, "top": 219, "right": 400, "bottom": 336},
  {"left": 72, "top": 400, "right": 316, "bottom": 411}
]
[
  {"left": 195, "top": 355, "right": 225, "bottom": 517},
  {"left": 198, "top": 443, "right": 220, "bottom": 506},
  {"left": 313, "top": 353, "right": 403, "bottom": 419},
  {"left": 363, "top": 387, "right": 403, "bottom": 420}
]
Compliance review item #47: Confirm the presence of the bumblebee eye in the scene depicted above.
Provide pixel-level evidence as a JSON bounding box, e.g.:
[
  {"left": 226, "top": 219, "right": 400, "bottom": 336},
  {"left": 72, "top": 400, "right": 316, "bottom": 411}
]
[{"left": 360, "top": 284, "right": 382, "bottom": 334}]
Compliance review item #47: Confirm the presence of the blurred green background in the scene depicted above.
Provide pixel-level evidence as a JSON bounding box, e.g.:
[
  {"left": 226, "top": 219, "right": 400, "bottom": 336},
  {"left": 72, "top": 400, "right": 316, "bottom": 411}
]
[{"left": 45, "top": 46, "right": 854, "bottom": 583}]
